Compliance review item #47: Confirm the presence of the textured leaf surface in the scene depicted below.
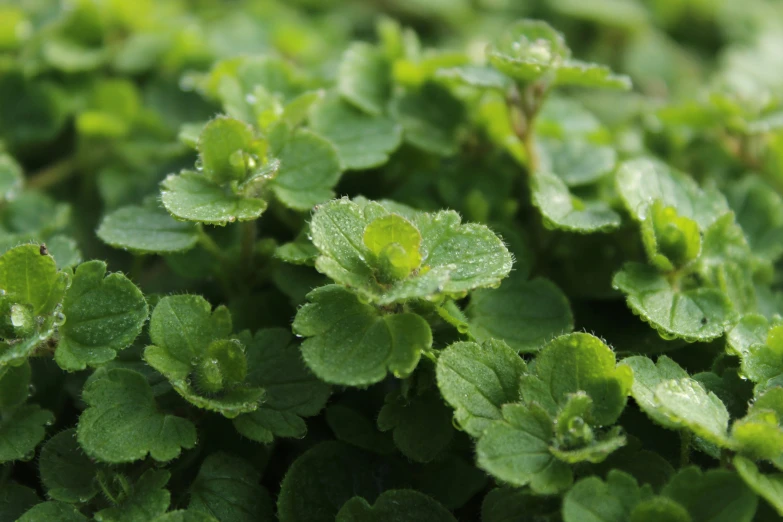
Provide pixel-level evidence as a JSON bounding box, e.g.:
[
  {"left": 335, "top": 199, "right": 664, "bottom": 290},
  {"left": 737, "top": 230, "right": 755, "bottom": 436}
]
[
  {"left": 97, "top": 205, "right": 199, "bottom": 254},
  {"left": 662, "top": 468, "right": 757, "bottom": 522},
  {"left": 0, "top": 403, "right": 54, "bottom": 463},
  {"left": 39, "top": 429, "right": 99, "bottom": 503},
  {"left": 532, "top": 171, "right": 621, "bottom": 233},
  {"left": 336, "top": 490, "right": 456, "bottom": 522},
  {"left": 93, "top": 470, "right": 170, "bottom": 522}
]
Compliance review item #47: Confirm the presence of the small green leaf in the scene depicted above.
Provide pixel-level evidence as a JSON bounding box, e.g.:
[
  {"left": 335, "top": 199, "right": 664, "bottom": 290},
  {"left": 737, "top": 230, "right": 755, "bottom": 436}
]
[
  {"left": 0, "top": 244, "right": 68, "bottom": 317},
  {"left": 97, "top": 205, "right": 199, "bottom": 255},
  {"left": 554, "top": 61, "right": 632, "bottom": 90},
  {"left": 0, "top": 403, "right": 54, "bottom": 463},
  {"left": 189, "top": 453, "right": 274, "bottom": 522},
  {"left": 613, "top": 263, "right": 734, "bottom": 342},
  {"left": 435, "top": 65, "right": 511, "bottom": 90},
  {"left": 0, "top": 360, "right": 31, "bottom": 409},
  {"left": 336, "top": 490, "right": 456, "bottom": 522},
  {"left": 326, "top": 403, "right": 395, "bottom": 454},
  {"left": 0, "top": 153, "right": 23, "bottom": 202},
  {"left": 39, "top": 429, "right": 99, "bottom": 503},
  {"left": 77, "top": 368, "right": 197, "bottom": 463},
  {"left": 734, "top": 455, "right": 783, "bottom": 517},
  {"left": 476, "top": 403, "right": 572, "bottom": 494},
  {"left": 615, "top": 158, "right": 729, "bottom": 229},
  {"left": 487, "top": 20, "right": 570, "bottom": 82},
  {"left": 622, "top": 355, "right": 689, "bottom": 428},
  {"left": 642, "top": 201, "right": 702, "bottom": 272},
  {"left": 726, "top": 175, "right": 783, "bottom": 262},
  {"left": 727, "top": 314, "right": 783, "bottom": 385},
  {"left": 630, "top": 497, "right": 692, "bottom": 522},
  {"left": 18, "top": 501, "right": 89, "bottom": 522},
  {"left": 654, "top": 378, "right": 730, "bottom": 446},
  {"left": 531, "top": 171, "right": 621, "bottom": 233},
  {"left": 161, "top": 171, "right": 267, "bottom": 225},
  {"left": 46, "top": 235, "right": 82, "bottom": 269},
  {"left": 269, "top": 128, "right": 342, "bottom": 211},
  {"left": 467, "top": 275, "right": 573, "bottom": 353},
  {"left": 198, "top": 116, "right": 259, "bottom": 184},
  {"left": 232, "top": 329, "right": 330, "bottom": 443},
  {"left": 537, "top": 136, "right": 617, "bottom": 187},
  {"left": 293, "top": 285, "right": 431, "bottom": 386},
  {"left": 338, "top": 43, "right": 390, "bottom": 116},
  {"left": 437, "top": 339, "right": 526, "bottom": 437},
  {"left": 55, "top": 261, "right": 148, "bottom": 371},
  {"left": 309, "top": 95, "right": 402, "bottom": 170},
  {"left": 392, "top": 83, "right": 464, "bottom": 156},
  {"left": 93, "top": 470, "right": 170, "bottom": 522},
  {"left": 662, "top": 467, "right": 758, "bottom": 522},
  {"left": 562, "top": 470, "right": 652, "bottom": 522},
  {"left": 0, "top": 482, "right": 39, "bottom": 522},
  {"left": 363, "top": 214, "right": 422, "bottom": 282}
]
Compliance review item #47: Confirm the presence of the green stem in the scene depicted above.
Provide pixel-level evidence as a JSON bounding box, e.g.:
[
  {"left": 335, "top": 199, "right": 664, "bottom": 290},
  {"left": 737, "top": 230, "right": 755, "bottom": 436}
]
[
  {"left": 27, "top": 156, "right": 78, "bottom": 190},
  {"left": 197, "top": 226, "right": 227, "bottom": 262},
  {"left": 679, "top": 431, "right": 692, "bottom": 467}
]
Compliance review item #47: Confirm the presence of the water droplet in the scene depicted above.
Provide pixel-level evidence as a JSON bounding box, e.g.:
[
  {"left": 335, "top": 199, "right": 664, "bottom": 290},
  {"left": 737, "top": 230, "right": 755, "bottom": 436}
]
[
  {"left": 28, "top": 384, "right": 36, "bottom": 396},
  {"left": 245, "top": 93, "right": 257, "bottom": 104},
  {"left": 227, "top": 216, "right": 236, "bottom": 223},
  {"left": 54, "top": 312, "right": 66, "bottom": 326},
  {"left": 0, "top": 288, "right": 6, "bottom": 296},
  {"left": 194, "top": 158, "right": 204, "bottom": 171}
]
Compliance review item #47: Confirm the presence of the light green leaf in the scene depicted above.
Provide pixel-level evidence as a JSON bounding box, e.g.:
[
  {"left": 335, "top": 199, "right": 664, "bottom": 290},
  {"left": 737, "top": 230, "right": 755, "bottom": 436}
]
[
  {"left": 0, "top": 403, "right": 54, "bottom": 463},
  {"left": 77, "top": 368, "right": 197, "bottom": 463},
  {"left": 537, "top": 136, "right": 617, "bottom": 187},
  {"left": 0, "top": 153, "right": 23, "bottom": 202},
  {"left": 662, "top": 467, "right": 757, "bottom": 522},
  {"left": 232, "top": 329, "right": 330, "bottom": 443},
  {"left": 189, "top": 453, "right": 274, "bottom": 522},
  {"left": 550, "top": 428, "right": 627, "bottom": 464},
  {"left": 435, "top": 65, "right": 511, "bottom": 90},
  {"left": 613, "top": 263, "right": 734, "bottom": 342},
  {"left": 734, "top": 455, "right": 783, "bottom": 517},
  {"left": 727, "top": 314, "right": 783, "bottom": 385},
  {"left": 436, "top": 339, "right": 526, "bottom": 437},
  {"left": 622, "top": 355, "right": 689, "bottom": 428},
  {"left": 93, "top": 470, "right": 170, "bottom": 522},
  {"left": 392, "top": 83, "right": 464, "bottom": 156},
  {"left": 97, "top": 205, "right": 199, "bottom": 255},
  {"left": 477, "top": 403, "right": 572, "bottom": 494},
  {"left": 336, "top": 490, "right": 456, "bottom": 522},
  {"left": 654, "top": 378, "right": 730, "bottom": 446},
  {"left": 39, "top": 429, "right": 99, "bottom": 503},
  {"left": 18, "top": 501, "right": 89, "bottom": 522},
  {"left": 726, "top": 175, "right": 783, "bottom": 262},
  {"left": 554, "top": 61, "right": 632, "bottom": 90},
  {"left": 630, "top": 497, "right": 692, "bottom": 522},
  {"left": 293, "top": 285, "right": 431, "bottom": 386},
  {"left": 46, "top": 235, "right": 82, "bottom": 269},
  {"left": 197, "top": 116, "right": 258, "bottom": 184},
  {"left": 531, "top": 171, "right": 621, "bottom": 233},
  {"left": 161, "top": 171, "right": 267, "bottom": 225},
  {"left": 55, "top": 261, "right": 148, "bottom": 371},
  {"left": 642, "top": 201, "right": 702, "bottom": 272},
  {"left": 562, "top": 470, "right": 652, "bottom": 522},
  {"left": 363, "top": 214, "right": 422, "bottom": 281},
  {"left": 0, "top": 244, "right": 68, "bottom": 317},
  {"left": 524, "top": 332, "right": 633, "bottom": 425},
  {"left": 269, "top": 128, "right": 342, "bottom": 211},
  {"left": 310, "top": 95, "right": 402, "bottom": 170},
  {"left": 487, "top": 20, "right": 570, "bottom": 82},
  {"left": 466, "top": 275, "right": 573, "bottom": 353},
  {"left": 615, "top": 158, "right": 729, "bottom": 229},
  {"left": 309, "top": 198, "right": 513, "bottom": 305},
  {"left": 338, "top": 43, "right": 390, "bottom": 116}
]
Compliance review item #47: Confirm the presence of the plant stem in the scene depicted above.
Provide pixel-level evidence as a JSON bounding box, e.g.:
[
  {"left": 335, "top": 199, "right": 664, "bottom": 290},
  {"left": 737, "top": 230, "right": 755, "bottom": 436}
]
[
  {"left": 240, "top": 219, "right": 257, "bottom": 276},
  {"left": 679, "top": 431, "right": 692, "bottom": 467},
  {"left": 27, "top": 156, "right": 78, "bottom": 190},
  {"left": 196, "top": 226, "right": 226, "bottom": 262}
]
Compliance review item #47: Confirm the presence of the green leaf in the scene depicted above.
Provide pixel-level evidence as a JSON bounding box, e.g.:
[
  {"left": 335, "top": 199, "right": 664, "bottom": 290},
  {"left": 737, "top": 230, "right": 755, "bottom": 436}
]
[
  {"left": 436, "top": 339, "right": 526, "bottom": 437},
  {"left": 269, "top": 128, "right": 342, "bottom": 211},
  {"left": 554, "top": 61, "right": 632, "bottom": 90},
  {"left": 615, "top": 158, "right": 729, "bottom": 229},
  {"left": 662, "top": 467, "right": 758, "bottom": 522},
  {"left": 161, "top": 171, "right": 267, "bottom": 225},
  {"left": 0, "top": 153, "right": 23, "bottom": 202},
  {"left": 726, "top": 176, "right": 783, "bottom": 262},
  {"left": 416, "top": 456, "right": 488, "bottom": 510},
  {"left": 377, "top": 389, "right": 454, "bottom": 463},
  {"left": 622, "top": 355, "right": 690, "bottom": 428},
  {"left": 151, "top": 512, "right": 219, "bottom": 522},
  {"left": 232, "top": 328, "right": 330, "bottom": 443},
  {"left": 435, "top": 65, "right": 511, "bottom": 90},
  {"left": 97, "top": 205, "right": 199, "bottom": 255},
  {"left": 293, "top": 285, "right": 431, "bottom": 386},
  {"left": 363, "top": 214, "right": 423, "bottom": 282},
  {"left": 392, "top": 83, "right": 464, "bottom": 156},
  {"left": 466, "top": 275, "right": 573, "bottom": 353},
  {"left": 654, "top": 378, "right": 730, "bottom": 446},
  {"left": 0, "top": 244, "right": 68, "bottom": 317},
  {"left": 0, "top": 360, "right": 31, "bottom": 409},
  {"left": 46, "top": 235, "right": 82, "bottom": 269},
  {"left": 487, "top": 20, "right": 570, "bottom": 83},
  {"left": 0, "top": 482, "right": 39, "bottom": 522},
  {"left": 531, "top": 171, "right": 621, "bottom": 233},
  {"left": 309, "top": 95, "right": 402, "bottom": 170},
  {"left": 77, "top": 368, "right": 197, "bottom": 463},
  {"left": 537, "top": 136, "right": 617, "bottom": 187},
  {"left": 189, "top": 453, "right": 274, "bottom": 522},
  {"left": 0, "top": 403, "right": 54, "bottom": 463},
  {"left": 562, "top": 470, "right": 652, "bottom": 522},
  {"left": 18, "top": 501, "right": 89, "bottom": 522},
  {"left": 308, "top": 198, "right": 512, "bottom": 305},
  {"left": 55, "top": 261, "right": 148, "bottom": 371},
  {"left": 93, "top": 470, "right": 170, "bottom": 522},
  {"left": 336, "top": 490, "right": 456, "bottom": 522},
  {"left": 642, "top": 201, "right": 702, "bottom": 272},
  {"left": 338, "top": 43, "right": 390, "bottom": 116},
  {"left": 613, "top": 263, "right": 734, "bottom": 342},
  {"left": 630, "top": 497, "right": 692, "bottom": 522},
  {"left": 734, "top": 455, "right": 783, "bottom": 517},
  {"left": 39, "top": 429, "right": 99, "bottom": 503},
  {"left": 326, "top": 402, "right": 395, "bottom": 454},
  {"left": 523, "top": 332, "right": 633, "bottom": 426},
  {"left": 476, "top": 403, "right": 572, "bottom": 494},
  {"left": 730, "top": 387, "right": 783, "bottom": 463},
  {"left": 549, "top": 393, "right": 627, "bottom": 464},
  {"left": 197, "top": 116, "right": 259, "bottom": 185},
  {"left": 727, "top": 314, "right": 783, "bottom": 385},
  {"left": 481, "top": 488, "right": 558, "bottom": 522}
]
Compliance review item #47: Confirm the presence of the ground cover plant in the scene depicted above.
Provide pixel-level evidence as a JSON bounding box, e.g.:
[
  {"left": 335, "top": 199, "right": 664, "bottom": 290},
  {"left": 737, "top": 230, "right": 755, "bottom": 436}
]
[{"left": 3, "top": 0, "right": 783, "bottom": 520}]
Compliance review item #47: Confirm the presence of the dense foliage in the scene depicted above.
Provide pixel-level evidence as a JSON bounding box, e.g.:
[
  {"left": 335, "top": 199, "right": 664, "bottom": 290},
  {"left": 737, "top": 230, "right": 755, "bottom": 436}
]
[{"left": 3, "top": 0, "right": 783, "bottom": 520}]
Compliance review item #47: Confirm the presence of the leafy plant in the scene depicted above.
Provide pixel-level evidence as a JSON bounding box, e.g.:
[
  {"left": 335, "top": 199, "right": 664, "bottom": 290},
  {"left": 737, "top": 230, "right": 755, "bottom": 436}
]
[{"left": 4, "top": 0, "right": 783, "bottom": 520}]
